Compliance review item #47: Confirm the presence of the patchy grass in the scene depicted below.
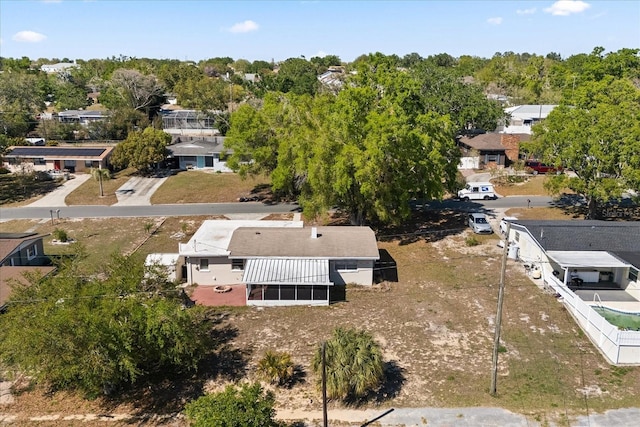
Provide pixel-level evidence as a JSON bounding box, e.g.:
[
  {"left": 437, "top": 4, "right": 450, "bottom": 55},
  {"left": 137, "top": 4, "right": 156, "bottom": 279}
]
[
  {"left": 65, "top": 168, "right": 138, "bottom": 206},
  {"left": 0, "top": 174, "right": 63, "bottom": 206},
  {"left": 505, "top": 207, "right": 585, "bottom": 220},
  {"left": 492, "top": 175, "right": 550, "bottom": 196},
  {"left": 1, "top": 212, "right": 638, "bottom": 425},
  {"left": 150, "top": 171, "right": 270, "bottom": 204}
]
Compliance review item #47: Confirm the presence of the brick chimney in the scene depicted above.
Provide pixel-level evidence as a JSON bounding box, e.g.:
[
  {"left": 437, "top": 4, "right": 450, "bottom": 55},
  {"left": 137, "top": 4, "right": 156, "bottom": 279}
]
[{"left": 501, "top": 134, "right": 521, "bottom": 163}]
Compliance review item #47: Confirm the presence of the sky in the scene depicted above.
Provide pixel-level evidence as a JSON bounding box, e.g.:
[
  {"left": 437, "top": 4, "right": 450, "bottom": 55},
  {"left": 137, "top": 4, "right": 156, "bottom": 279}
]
[{"left": 0, "top": 0, "right": 638, "bottom": 63}]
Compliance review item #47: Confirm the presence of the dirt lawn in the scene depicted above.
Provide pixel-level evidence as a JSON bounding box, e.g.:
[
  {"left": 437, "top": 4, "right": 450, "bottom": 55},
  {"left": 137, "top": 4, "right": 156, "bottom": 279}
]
[{"left": 1, "top": 210, "right": 638, "bottom": 425}]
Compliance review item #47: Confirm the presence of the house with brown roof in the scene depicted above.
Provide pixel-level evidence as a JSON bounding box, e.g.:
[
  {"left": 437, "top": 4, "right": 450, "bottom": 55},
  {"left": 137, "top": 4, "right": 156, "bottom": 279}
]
[
  {"left": 228, "top": 226, "right": 380, "bottom": 306},
  {"left": 177, "top": 221, "right": 379, "bottom": 307},
  {"left": 457, "top": 133, "right": 529, "bottom": 169}
]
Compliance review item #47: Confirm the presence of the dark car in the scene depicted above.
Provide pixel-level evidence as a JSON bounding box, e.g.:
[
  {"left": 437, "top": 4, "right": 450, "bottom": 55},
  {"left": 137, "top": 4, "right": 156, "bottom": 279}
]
[{"left": 524, "top": 160, "right": 562, "bottom": 175}]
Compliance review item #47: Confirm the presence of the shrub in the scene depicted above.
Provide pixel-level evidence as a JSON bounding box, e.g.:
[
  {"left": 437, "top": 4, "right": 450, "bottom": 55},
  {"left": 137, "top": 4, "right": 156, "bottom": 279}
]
[
  {"left": 52, "top": 228, "right": 69, "bottom": 242},
  {"left": 257, "top": 350, "right": 294, "bottom": 386},
  {"left": 465, "top": 236, "right": 480, "bottom": 246}
]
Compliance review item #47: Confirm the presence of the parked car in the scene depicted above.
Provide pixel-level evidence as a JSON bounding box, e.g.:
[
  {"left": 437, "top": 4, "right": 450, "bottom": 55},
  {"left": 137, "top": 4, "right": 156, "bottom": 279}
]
[
  {"left": 468, "top": 212, "right": 493, "bottom": 234},
  {"left": 524, "top": 160, "right": 563, "bottom": 175}
]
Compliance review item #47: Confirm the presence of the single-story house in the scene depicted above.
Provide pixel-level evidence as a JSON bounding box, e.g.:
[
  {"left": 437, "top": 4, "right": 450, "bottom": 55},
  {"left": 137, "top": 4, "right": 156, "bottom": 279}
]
[
  {"left": 0, "top": 232, "right": 55, "bottom": 311},
  {"left": 457, "top": 133, "right": 529, "bottom": 169},
  {"left": 498, "top": 105, "right": 557, "bottom": 134},
  {"left": 56, "top": 110, "right": 108, "bottom": 126},
  {"left": 504, "top": 220, "right": 640, "bottom": 364},
  {"left": 178, "top": 220, "right": 304, "bottom": 289},
  {"left": 2, "top": 145, "right": 113, "bottom": 173},
  {"left": 228, "top": 226, "right": 380, "bottom": 306},
  {"left": 1, "top": 232, "right": 49, "bottom": 267},
  {"left": 166, "top": 137, "right": 232, "bottom": 172}
]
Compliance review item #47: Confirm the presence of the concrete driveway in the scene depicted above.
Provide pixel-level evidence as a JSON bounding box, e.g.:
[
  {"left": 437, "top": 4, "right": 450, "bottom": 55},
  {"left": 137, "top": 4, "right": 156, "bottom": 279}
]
[
  {"left": 114, "top": 176, "right": 168, "bottom": 206},
  {"left": 27, "top": 174, "right": 91, "bottom": 207}
]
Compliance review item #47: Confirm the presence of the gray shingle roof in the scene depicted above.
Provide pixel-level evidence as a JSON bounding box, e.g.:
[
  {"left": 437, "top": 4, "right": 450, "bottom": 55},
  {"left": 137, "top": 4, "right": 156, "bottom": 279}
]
[{"left": 511, "top": 220, "right": 640, "bottom": 253}]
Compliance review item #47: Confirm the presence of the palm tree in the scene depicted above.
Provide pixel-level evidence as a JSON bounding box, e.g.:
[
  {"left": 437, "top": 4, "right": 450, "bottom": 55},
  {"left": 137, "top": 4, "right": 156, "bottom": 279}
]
[
  {"left": 257, "top": 350, "right": 295, "bottom": 386},
  {"left": 312, "top": 327, "right": 384, "bottom": 401},
  {"left": 90, "top": 167, "right": 110, "bottom": 197}
]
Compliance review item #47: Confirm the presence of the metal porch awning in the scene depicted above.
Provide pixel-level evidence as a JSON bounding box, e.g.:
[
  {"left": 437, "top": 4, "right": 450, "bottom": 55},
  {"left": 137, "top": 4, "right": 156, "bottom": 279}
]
[
  {"left": 546, "top": 251, "right": 630, "bottom": 268},
  {"left": 243, "top": 258, "right": 332, "bottom": 285}
]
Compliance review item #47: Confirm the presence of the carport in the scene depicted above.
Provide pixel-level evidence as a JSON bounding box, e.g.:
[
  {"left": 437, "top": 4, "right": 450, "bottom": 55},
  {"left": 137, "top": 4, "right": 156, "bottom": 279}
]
[{"left": 547, "top": 250, "right": 631, "bottom": 294}]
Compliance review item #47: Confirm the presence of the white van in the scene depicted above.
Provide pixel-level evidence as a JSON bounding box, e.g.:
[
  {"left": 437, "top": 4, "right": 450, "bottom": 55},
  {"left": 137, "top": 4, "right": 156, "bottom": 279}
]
[{"left": 457, "top": 182, "right": 496, "bottom": 201}]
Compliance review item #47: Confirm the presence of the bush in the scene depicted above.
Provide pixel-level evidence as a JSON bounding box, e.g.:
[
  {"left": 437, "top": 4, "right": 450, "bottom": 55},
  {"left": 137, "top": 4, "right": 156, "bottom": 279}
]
[
  {"left": 52, "top": 228, "right": 69, "bottom": 242},
  {"left": 465, "top": 236, "right": 480, "bottom": 246},
  {"left": 312, "top": 327, "right": 384, "bottom": 401},
  {"left": 185, "top": 383, "right": 281, "bottom": 427},
  {"left": 257, "top": 350, "right": 294, "bottom": 386}
]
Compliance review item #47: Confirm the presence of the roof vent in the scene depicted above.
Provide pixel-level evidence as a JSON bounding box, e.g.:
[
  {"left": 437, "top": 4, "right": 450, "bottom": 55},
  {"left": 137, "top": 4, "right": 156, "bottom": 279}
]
[{"left": 311, "top": 227, "right": 318, "bottom": 239}]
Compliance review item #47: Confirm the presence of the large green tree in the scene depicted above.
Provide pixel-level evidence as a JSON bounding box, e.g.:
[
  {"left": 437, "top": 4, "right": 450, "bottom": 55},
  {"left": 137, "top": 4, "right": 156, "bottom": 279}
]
[
  {"left": 226, "top": 54, "right": 461, "bottom": 225},
  {"left": 312, "top": 328, "right": 384, "bottom": 401},
  {"left": 0, "top": 72, "right": 45, "bottom": 137},
  {"left": 110, "top": 127, "right": 171, "bottom": 173},
  {"left": 185, "top": 383, "right": 282, "bottom": 427},
  {"left": 532, "top": 77, "right": 640, "bottom": 219},
  {"left": 0, "top": 253, "right": 213, "bottom": 397},
  {"left": 100, "top": 69, "right": 165, "bottom": 118}
]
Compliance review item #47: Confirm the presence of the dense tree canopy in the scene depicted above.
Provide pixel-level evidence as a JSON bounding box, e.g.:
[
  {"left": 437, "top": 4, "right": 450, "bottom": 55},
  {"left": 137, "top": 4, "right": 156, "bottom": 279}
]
[
  {"left": 226, "top": 53, "right": 462, "bottom": 225},
  {"left": 110, "top": 127, "right": 171, "bottom": 173},
  {"left": 0, "top": 253, "right": 213, "bottom": 397},
  {"left": 531, "top": 76, "right": 640, "bottom": 219}
]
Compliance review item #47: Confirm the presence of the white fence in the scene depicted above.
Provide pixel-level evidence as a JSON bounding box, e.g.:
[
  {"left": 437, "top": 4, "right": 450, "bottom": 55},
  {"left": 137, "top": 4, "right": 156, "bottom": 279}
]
[
  {"left": 458, "top": 156, "right": 479, "bottom": 170},
  {"left": 544, "top": 274, "right": 640, "bottom": 364}
]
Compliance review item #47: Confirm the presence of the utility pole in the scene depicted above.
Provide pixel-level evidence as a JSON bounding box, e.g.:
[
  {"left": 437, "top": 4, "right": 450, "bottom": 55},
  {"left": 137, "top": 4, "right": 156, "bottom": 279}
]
[
  {"left": 491, "top": 222, "right": 510, "bottom": 396},
  {"left": 322, "top": 341, "right": 328, "bottom": 427}
]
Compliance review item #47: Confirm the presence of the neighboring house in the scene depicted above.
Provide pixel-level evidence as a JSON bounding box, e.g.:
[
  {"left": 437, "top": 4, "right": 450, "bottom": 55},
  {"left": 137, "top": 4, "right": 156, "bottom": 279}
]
[
  {"left": 457, "top": 133, "right": 529, "bottom": 169},
  {"left": 0, "top": 232, "right": 55, "bottom": 310},
  {"left": 505, "top": 220, "right": 640, "bottom": 364},
  {"left": 228, "top": 226, "right": 380, "bottom": 306},
  {"left": 56, "top": 110, "right": 108, "bottom": 126},
  {"left": 0, "top": 232, "right": 48, "bottom": 267},
  {"left": 161, "top": 109, "right": 220, "bottom": 137},
  {"left": 40, "top": 62, "right": 78, "bottom": 74},
  {"left": 178, "top": 220, "right": 304, "bottom": 289},
  {"left": 166, "top": 137, "right": 232, "bottom": 172},
  {"left": 2, "top": 146, "right": 113, "bottom": 173},
  {"left": 318, "top": 66, "right": 345, "bottom": 91},
  {"left": 498, "top": 105, "right": 557, "bottom": 134}
]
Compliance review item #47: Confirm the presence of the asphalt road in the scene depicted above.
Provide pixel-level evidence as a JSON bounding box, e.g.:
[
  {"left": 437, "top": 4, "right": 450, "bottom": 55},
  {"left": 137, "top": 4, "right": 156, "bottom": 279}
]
[{"left": 0, "top": 196, "right": 567, "bottom": 221}]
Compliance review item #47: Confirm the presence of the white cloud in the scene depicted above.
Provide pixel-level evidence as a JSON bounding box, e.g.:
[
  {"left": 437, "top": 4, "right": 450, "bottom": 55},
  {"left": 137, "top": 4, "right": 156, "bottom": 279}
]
[
  {"left": 544, "top": 1, "right": 591, "bottom": 16},
  {"left": 314, "top": 50, "right": 327, "bottom": 58},
  {"left": 487, "top": 17, "right": 503, "bottom": 25},
  {"left": 516, "top": 8, "right": 537, "bottom": 15},
  {"left": 12, "top": 31, "right": 47, "bottom": 43},
  {"left": 228, "top": 20, "right": 259, "bottom": 34}
]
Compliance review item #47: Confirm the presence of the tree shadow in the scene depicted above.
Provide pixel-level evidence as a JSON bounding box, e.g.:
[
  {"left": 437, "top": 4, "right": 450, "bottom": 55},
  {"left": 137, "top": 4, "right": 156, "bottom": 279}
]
[
  {"left": 281, "top": 364, "right": 307, "bottom": 389},
  {"left": 341, "top": 360, "right": 406, "bottom": 408},
  {"left": 375, "top": 208, "right": 466, "bottom": 245}
]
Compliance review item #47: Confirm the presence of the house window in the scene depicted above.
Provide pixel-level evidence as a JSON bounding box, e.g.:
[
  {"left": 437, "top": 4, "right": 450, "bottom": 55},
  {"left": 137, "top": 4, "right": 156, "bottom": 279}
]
[
  {"left": 64, "top": 160, "right": 76, "bottom": 168},
  {"left": 312, "top": 286, "right": 328, "bottom": 300},
  {"left": 34, "top": 158, "right": 46, "bottom": 165},
  {"left": 26, "top": 245, "right": 38, "bottom": 261},
  {"left": 514, "top": 232, "right": 520, "bottom": 242},
  {"left": 231, "top": 259, "right": 244, "bottom": 271},
  {"left": 199, "top": 259, "right": 209, "bottom": 271},
  {"left": 335, "top": 261, "right": 358, "bottom": 271},
  {"left": 629, "top": 268, "right": 638, "bottom": 282}
]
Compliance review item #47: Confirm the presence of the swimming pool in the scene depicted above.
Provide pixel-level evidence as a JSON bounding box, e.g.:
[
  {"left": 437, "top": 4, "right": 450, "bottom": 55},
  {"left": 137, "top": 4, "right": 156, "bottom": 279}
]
[{"left": 593, "top": 306, "right": 640, "bottom": 331}]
